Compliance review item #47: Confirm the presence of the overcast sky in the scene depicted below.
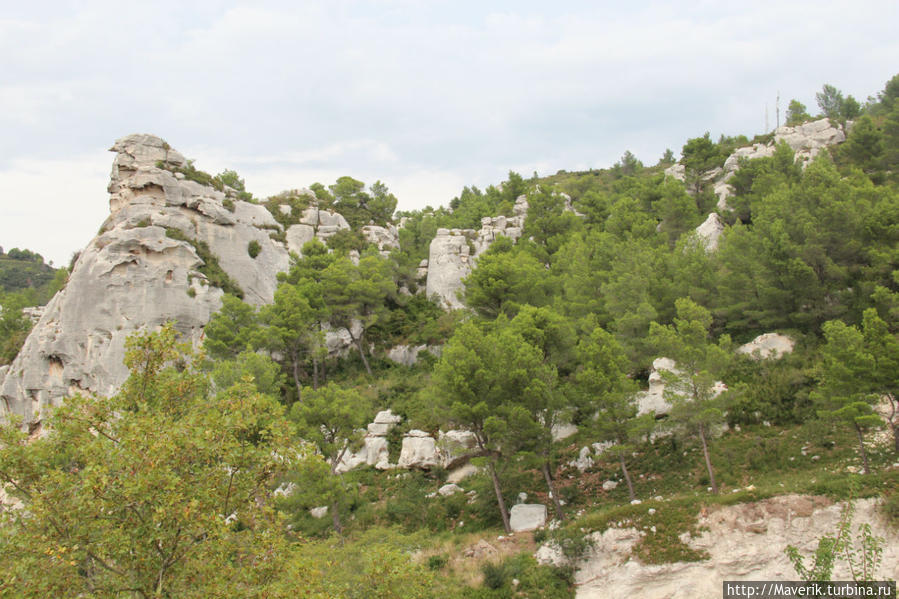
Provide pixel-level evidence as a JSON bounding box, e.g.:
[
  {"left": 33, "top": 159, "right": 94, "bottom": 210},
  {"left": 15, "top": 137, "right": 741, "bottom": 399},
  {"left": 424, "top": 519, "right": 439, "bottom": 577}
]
[{"left": 1, "top": 1, "right": 896, "bottom": 266}]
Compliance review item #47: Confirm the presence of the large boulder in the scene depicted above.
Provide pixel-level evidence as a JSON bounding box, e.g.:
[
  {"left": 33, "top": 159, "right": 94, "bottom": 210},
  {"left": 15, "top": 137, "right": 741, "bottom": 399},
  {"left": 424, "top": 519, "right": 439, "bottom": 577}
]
[
  {"left": 737, "top": 333, "right": 795, "bottom": 360},
  {"left": 510, "top": 504, "right": 547, "bottom": 532},
  {"left": 398, "top": 429, "right": 440, "bottom": 469}
]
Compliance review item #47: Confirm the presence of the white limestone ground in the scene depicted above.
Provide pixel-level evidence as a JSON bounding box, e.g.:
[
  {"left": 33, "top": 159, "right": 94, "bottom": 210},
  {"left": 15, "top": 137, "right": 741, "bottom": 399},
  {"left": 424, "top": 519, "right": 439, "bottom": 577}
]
[{"left": 548, "top": 495, "right": 899, "bottom": 599}]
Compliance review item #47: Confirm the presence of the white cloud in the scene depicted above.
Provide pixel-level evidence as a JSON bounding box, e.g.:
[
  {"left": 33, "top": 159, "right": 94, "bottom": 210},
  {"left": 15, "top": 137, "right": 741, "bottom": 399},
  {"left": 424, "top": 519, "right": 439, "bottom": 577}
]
[{"left": 1, "top": 1, "right": 897, "bottom": 263}]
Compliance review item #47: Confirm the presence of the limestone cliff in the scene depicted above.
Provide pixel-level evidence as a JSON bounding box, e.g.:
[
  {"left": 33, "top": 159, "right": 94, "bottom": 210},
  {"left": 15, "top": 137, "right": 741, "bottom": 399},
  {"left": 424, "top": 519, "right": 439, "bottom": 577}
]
[{"left": 0, "top": 134, "right": 290, "bottom": 423}]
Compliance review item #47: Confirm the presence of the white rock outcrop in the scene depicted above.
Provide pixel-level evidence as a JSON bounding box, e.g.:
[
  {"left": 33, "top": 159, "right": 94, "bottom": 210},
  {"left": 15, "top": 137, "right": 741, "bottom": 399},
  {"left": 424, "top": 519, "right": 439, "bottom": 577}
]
[
  {"left": 285, "top": 206, "right": 352, "bottom": 256},
  {"left": 636, "top": 357, "right": 727, "bottom": 417},
  {"left": 571, "top": 495, "right": 899, "bottom": 599},
  {"left": 425, "top": 195, "right": 528, "bottom": 309},
  {"left": 1, "top": 134, "right": 292, "bottom": 424},
  {"left": 398, "top": 429, "right": 441, "bottom": 469},
  {"left": 737, "top": 333, "right": 795, "bottom": 360},
  {"left": 693, "top": 213, "right": 725, "bottom": 251},
  {"left": 510, "top": 503, "right": 547, "bottom": 532},
  {"left": 385, "top": 344, "right": 441, "bottom": 367}
]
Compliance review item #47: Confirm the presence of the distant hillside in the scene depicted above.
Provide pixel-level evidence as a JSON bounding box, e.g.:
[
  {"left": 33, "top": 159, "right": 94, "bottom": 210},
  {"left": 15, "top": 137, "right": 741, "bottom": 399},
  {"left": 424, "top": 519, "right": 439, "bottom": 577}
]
[{"left": 0, "top": 247, "right": 60, "bottom": 297}]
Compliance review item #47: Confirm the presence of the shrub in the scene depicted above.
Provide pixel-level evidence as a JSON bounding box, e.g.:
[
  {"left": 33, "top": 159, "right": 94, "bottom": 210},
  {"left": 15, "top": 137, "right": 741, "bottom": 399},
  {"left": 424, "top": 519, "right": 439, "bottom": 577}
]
[{"left": 248, "top": 240, "right": 261, "bottom": 259}]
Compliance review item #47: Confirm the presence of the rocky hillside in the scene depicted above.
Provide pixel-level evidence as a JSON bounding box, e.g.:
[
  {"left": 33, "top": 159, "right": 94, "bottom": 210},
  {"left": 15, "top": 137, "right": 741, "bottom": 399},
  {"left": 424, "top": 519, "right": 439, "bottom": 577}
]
[{"left": 2, "top": 74, "right": 899, "bottom": 599}]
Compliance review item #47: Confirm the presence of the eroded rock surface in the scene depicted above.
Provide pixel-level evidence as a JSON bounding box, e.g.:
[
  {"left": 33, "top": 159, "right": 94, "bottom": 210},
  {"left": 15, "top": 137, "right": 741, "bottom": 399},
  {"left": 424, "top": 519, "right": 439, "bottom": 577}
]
[
  {"left": 1, "top": 134, "right": 290, "bottom": 423},
  {"left": 568, "top": 495, "right": 899, "bottom": 599}
]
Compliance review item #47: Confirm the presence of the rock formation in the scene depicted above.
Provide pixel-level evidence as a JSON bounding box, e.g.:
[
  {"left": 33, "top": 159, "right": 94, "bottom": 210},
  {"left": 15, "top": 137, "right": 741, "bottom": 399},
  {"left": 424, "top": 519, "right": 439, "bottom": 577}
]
[
  {"left": 1, "top": 134, "right": 292, "bottom": 423},
  {"left": 693, "top": 213, "right": 725, "bottom": 251},
  {"left": 285, "top": 206, "right": 351, "bottom": 256},
  {"left": 737, "top": 333, "right": 795, "bottom": 360},
  {"left": 666, "top": 117, "right": 848, "bottom": 218},
  {"left": 425, "top": 194, "right": 528, "bottom": 309}
]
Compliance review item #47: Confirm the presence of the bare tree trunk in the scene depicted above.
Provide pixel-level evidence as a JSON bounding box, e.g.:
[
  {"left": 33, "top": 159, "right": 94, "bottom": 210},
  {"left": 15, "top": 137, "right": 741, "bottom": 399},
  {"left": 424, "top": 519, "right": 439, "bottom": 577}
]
[
  {"left": 488, "top": 460, "right": 511, "bottom": 533},
  {"left": 698, "top": 423, "right": 718, "bottom": 494},
  {"left": 887, "top": 393, "right": 898, "bottom": 455},
  {"left": 619, "top": 453, "right": 636, "bottom": 502},
  {"left": 347, "top": 328, "right": 372, "bottom": 376},
  {"left": 541, "top": 460, "right": 564, "bottom": 520},
  {"left": 312, "top": 356, "right": 319, "bottom": 390},
  {"left": 854, "top": 422, "right": 871, "bottom": 474},
  {"left": 291, "top": 352, "right": 302, "bottom": 404}
]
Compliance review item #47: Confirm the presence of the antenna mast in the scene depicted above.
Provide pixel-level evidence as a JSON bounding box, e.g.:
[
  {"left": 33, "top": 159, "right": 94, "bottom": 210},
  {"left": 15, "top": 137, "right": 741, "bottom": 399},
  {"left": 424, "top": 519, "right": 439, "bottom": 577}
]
[{"left": 776, "top": 91, "right": 780, "bottom": 129}]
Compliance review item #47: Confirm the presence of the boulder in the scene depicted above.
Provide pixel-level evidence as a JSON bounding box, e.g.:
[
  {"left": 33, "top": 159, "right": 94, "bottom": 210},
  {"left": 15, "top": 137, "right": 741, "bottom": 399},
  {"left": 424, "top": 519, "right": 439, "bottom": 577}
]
[
  {"left": 398, "top": 430, "right": 440, "bottom": 469},
  {"left": 425, "top": 197, "right": 529, "bottom": 310},
  {"left": 385, "top": 344, "right": 441, "bottom": 367},
  {"left": 438, "top": 483, "right": 463, "bottom": 497},
  {"left": 425, "top": 231, "right": 474, "bottom": 310},
  {"left": 286, "top": 224, "right": 316, "bottom": 255},
  {"left": 309, "top": 506, "right": 329, "bottom": 519},
  {"left": 569, "top": 446, "right": 595, "bottom": 472},
  {"left": 510, "top": 504, "right": 547, "bottom": 532},
  {"left": 775, "top": 118, "right": 846, "bottom": 163},
  {"left": 737, "top": 333, "right": 795, "bottom": 360}
]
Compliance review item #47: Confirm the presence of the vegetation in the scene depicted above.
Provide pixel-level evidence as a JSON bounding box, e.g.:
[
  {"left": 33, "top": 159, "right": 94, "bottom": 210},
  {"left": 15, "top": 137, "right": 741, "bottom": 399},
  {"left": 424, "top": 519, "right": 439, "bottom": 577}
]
[{"left": 3, "top": 73, "right": 899, "bottom": 597}]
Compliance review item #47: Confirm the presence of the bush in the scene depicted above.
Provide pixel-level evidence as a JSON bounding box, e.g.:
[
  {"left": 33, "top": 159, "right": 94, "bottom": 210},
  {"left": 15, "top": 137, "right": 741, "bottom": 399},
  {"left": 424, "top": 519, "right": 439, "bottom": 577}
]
[
  {"left": 248, "top": 240, "right": 261, "bottom": 259},
  {"left": 427, "top": 554, "right": 448, "bottom": 571}
]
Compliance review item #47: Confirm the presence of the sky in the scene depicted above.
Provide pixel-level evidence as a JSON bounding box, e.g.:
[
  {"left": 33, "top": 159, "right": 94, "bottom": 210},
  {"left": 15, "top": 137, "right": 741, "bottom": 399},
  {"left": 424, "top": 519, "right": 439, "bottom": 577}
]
[{"left": 1, "top": 1, "right": 897, "bottom": 266}]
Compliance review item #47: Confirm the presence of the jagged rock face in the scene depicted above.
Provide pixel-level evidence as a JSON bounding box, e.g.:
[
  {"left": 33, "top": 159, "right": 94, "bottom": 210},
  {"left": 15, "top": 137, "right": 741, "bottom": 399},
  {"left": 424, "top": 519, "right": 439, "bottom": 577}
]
[
  {"left": 1, "top": 134, "right": 290, "bottom": 423},
  {"left": 775, "top": 118, "right": 846, "bottom": 163},
  {"left": 361, "top": 224, "right": 400, "bottom": 256},
  {"left": 567, "top": 496, "right": 899, "bottom": 598},
  {"left": 425, "top": 194, "right": 528, "bottom": 309}
]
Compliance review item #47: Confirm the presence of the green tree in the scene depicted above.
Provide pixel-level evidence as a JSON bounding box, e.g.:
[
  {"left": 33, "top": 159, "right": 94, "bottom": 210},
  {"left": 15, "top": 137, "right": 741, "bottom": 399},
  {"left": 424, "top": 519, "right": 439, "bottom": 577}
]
[
  {"left": 817, "top": 84, "right": 845, "bottom": 119},
  {"left": 320, "top": 251, "right": 394, "bottom": 375},
  {"left": 203, "top": 294, "right": 260, "bottom": 361},
  {"left": 681, "top": 132, "right": 721, "bottom": 194},
  {"left": 433, "top": 320, "right": 545, "bottom": 533},
  {"left": 0, "top": 291, "right": 34, "bottom": 365},
  {"left": 210, "top": 349, "right": 285, "bottom": 398},
  {"left": 786, "top": 99, "right": 811, "bottom": 126},
  {"left": 508, "top": 306, "right": 577, "bottom": 519},
  {"left": 463, "top": 238, "right": 550, "bottom": 318},
  {"left": 840, "top": 114, "right": 885, "bottom": 179},
  {"left": 289, "top": 383, "right": 372, "bottom": 534},
  {"left": 260, "top": 280, "right": 321, "bottom": 401},
  {"left": 649, "top": 298, "right": 731, "bottom": 494},
  {"left": 813, "top": 320, "right": 881, "bottom": 474},
  {"left": 0, "top": 324, "right": 295, "bottom": 598},
  {"left": 861, "top": 308, "right": 899, "bottom": 454},
  {"left": 573, "top": 321, "right": 652, "bottom": 501}
]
